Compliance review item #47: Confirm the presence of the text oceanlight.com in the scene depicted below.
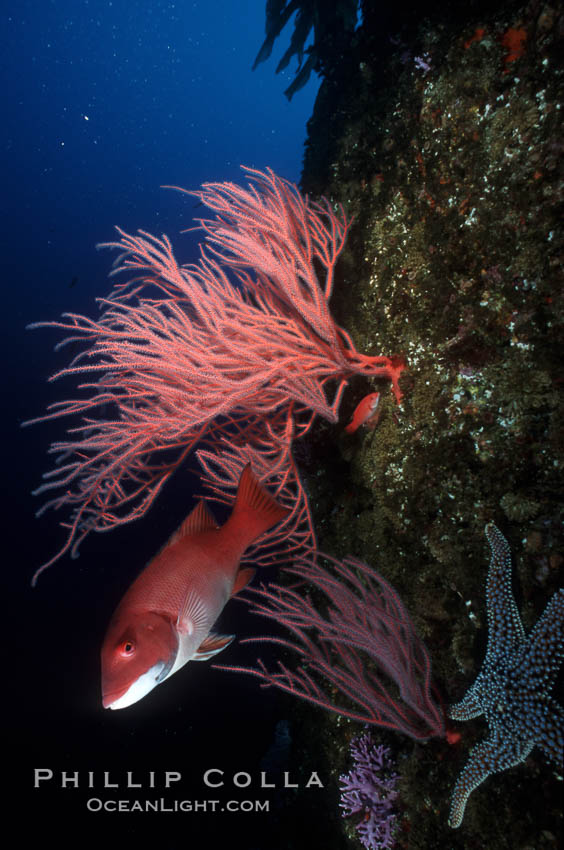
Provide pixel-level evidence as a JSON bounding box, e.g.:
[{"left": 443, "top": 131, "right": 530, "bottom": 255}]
[{"left": 86, "top": 798, "right": 270, "bottom": 813}]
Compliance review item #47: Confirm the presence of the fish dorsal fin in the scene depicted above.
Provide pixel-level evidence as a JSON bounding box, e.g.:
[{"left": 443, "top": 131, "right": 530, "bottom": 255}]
[
  {"left": 231, "top": 567, "right": 256, "bottom": 597},
  {"left": 168, "top": 500, "right": 219, "bottom": 548},
  {"left": 228, "top": 463, "right": 290, "bottom": 544},
  {"left": 177, "top": 587, "right": 209, "bottom": 636},
  {"left": 194, "top": 633, "right": 235, "bottom": 661}
]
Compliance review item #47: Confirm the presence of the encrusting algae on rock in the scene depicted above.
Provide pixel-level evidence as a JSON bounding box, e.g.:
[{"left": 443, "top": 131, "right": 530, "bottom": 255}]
[{"left": 297, "top": 0, "right": 563, "bottom": 846}]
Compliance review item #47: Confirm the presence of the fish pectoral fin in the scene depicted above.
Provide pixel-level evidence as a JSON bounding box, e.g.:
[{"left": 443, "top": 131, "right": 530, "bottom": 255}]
[
  {"left": 194, "top": 633, "right": 235, "bottom": 661},
  {"left": 177, "top": 587, "right": 208, "bottom": 635},
  {"left": 231, "top": 567, "right": 256, "bottom": 597}
]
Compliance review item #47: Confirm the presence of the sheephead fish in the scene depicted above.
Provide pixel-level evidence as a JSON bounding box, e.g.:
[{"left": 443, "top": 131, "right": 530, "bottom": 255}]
[
  {"left": 345, "top": 392, "right": 381, "bottom": 434},
  {"left": 101, "top": 464, "right": 288, "bottom": 710}
]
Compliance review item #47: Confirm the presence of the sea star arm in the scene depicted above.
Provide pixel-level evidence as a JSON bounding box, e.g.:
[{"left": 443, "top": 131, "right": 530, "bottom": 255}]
[
  {"left": 535, "top": 696, "right": 564, "bottom": 766},
  {"left": 448, "top": 684, "right": 484, "bottom": 721},
  {"left": 526, "top": 588, "right": 564, "bottom": 689},
  {"left": 448, "top": 734, "right": 534, "bottom": 828},
  {"left": 484, "top": 523, "right": 525, "bottom": 654}
]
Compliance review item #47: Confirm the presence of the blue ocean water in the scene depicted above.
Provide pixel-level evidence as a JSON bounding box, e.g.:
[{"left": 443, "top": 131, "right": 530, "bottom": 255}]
[{"left": 4, "top": 2, "right": 321, "bottom": 845}]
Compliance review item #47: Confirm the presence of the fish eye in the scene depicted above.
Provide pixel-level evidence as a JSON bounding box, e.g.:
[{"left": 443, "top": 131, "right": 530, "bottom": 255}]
[{"left": 119, "top": 640, "right": 136, "bottom": 657}]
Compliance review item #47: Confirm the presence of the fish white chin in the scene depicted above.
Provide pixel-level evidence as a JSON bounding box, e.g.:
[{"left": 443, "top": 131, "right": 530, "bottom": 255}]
[{"left": 107, "top": 662, "right": 168, "bottom": 710}]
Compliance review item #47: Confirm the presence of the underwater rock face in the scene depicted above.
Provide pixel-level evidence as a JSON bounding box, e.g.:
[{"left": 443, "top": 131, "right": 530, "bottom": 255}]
[{"left": 300, "top": 1, "right": 563, "bottom": 847}]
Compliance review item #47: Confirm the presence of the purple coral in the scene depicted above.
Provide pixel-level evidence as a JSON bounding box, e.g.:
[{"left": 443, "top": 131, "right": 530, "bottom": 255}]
[{"left": 339, "top": 734, "right": 398, "bottom": 850}]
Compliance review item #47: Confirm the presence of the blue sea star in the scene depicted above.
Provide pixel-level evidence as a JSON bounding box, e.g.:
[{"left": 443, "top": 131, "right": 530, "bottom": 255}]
[{"left": 448, "top": 522, "right": 564, "bottom": 829}]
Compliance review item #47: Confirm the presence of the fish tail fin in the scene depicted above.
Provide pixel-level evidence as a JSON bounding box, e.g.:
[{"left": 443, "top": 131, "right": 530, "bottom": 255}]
[{"left": 228, "top": 464, "right": 289, "bottom": 545}]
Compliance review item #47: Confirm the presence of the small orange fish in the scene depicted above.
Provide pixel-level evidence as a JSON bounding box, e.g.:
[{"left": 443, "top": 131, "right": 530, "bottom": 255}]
[
  {"left": 345, "top": 392, "right": 381, "bottom": 434},
  {"left": 101, "top": 464, "right": 288, "bottom": 709}
]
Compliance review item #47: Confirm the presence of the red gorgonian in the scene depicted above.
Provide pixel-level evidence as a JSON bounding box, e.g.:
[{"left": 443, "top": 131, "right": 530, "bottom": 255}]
[
  {"left": 216, "top": 551, "right": 445, "bottom": 741},
  {"left": 24, "top": 168, "right": 403, "bottom": 583}
]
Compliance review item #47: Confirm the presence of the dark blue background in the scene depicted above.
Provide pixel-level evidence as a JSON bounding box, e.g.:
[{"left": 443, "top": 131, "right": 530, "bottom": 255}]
[{"left": 4, "top": 2, "right": 327, "bottom": 845}]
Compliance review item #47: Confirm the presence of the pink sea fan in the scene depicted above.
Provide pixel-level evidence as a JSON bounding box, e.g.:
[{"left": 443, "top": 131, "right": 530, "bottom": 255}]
[
  {"left": 216, "top": 552, "right": 445, "bottom": 741},
  {"left": 24, "top": 168, "right": 403, "bottom": 583}
]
